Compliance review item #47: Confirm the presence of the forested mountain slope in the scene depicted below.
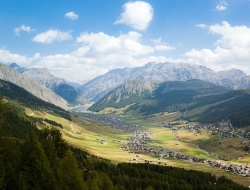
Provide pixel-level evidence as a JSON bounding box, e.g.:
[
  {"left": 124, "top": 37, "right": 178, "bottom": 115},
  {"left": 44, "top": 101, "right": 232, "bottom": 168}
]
[
  {"left": 89, "top": 79, "right": 231, "bottom": 112},
  {"left": 89, "top": 79, "right": 250, "bottom": 127}
]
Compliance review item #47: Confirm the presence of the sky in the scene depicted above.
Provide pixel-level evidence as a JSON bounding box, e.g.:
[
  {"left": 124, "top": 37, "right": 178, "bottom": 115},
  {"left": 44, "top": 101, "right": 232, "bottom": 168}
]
[{"left": 1, "top": 0, "right": 250, "bottom": 83}]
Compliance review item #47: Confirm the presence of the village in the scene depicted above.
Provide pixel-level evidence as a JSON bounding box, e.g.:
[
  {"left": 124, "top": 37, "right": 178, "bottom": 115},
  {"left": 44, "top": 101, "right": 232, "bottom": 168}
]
[
  {"left": 84, "top": 114, "right": 250, "bottom": 177},
  {"left": 163, "top": 119, "right": 250, "bottom": 139},
  {"left": 121, "top": 130, "right": 250, "bottom": 177}
]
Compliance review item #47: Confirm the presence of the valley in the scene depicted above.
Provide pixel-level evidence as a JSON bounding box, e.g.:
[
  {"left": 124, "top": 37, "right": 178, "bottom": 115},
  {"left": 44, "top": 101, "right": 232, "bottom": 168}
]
[
  {"left": 1, "top": 62, "right": 250, "bottom": 188},
  {"left": 25, "top": 107, "right": 250, "bottom": 186},
  {"left": 2, "top": 1, "right": 250, "bottom": 188}
]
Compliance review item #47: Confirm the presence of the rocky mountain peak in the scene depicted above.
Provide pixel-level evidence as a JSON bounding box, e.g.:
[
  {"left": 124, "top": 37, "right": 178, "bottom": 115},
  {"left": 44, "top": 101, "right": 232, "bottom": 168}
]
[{"left": 79, "top": 62, "right": 250, "bottom": 102}]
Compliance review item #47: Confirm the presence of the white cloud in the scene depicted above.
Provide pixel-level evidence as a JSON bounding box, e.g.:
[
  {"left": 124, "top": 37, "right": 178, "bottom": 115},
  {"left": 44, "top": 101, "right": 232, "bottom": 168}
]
[
  {"left": 216, "top": 1, "right": 228, "bottom": 11},
  {"left": 76, "top": 31, "right": 154, "bottom": 55},
  {"left": 33, "top": 31, "right": 158, "bottom": 81},
  {"left": 152, "top": 38, "right": 162, "bottom": 45},
  {"left": 152, "top": 38, "right": 175, "bottom": 51},
  {"left": 114, "top": 1, "right": 153, "bottom": 30},
  {"left": 0, "top": 49, "right": 40, "bottom": 65},
  {"left": 185, "top": 21, "right": 250, "bottom": 74},
  {"left": 2, "top": 30, "right": 163, "bottom": 82},
  {"left": 32, "top": 29, "right": 72, "bottom": 44},
  {"left": 155, "top": 45, "right": 175, "bottom": 51},
  {"left": 195, "top": 23, "right": 207, "bottom": 29},
  {"left": 14, "top": 25, "right": 34, "bottom": 36},
  {"left": 33, "top": 54, "right": 108, "bottom": 82},
  {"left": 65, "top": 11, "right": 78, "bottom": 20}
]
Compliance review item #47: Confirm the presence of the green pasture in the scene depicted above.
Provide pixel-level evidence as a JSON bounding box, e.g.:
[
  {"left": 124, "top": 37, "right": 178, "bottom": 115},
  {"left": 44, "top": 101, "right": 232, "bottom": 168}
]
[
  {"left": 176, "top": 129, "right": 250, "bottom": 162},
  {"left": 99, "top": 106, "right": 130, "bottom": 115},
  {"left": 146, "top": 112, "right": 181, "bottom": 124}
]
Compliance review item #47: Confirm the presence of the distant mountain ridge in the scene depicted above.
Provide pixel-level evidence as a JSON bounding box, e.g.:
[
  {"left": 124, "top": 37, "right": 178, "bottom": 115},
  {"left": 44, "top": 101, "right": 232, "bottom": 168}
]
[
  {"left": 0, "top": 63, "right": 68, "bottom": 109},
  {"left": 79, "top": 62, "right": 250, "bottom": 101},
  {"left": 89, "top": 79, "right": 250, "bottom": 128},
  {"left": 9, "top": 63, "right": 88, "bottom": 106},
  {"left": 89, "top": 79, "right": 231, "bottom": 112}
]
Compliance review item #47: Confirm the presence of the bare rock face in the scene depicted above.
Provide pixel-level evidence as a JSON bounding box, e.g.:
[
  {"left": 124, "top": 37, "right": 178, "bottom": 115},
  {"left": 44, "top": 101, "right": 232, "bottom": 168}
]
[
  {"left": 0, "top": 63, "right": 68, "bottom": 109},
  {"left": 22, "top": 68, "right": 65, "bottom": 89},
  {"left": 79, "top": 62, "right": 248, "bottom": 101},
  {"left": 9, "top": 63, "right": 88, "bottom": 105}
]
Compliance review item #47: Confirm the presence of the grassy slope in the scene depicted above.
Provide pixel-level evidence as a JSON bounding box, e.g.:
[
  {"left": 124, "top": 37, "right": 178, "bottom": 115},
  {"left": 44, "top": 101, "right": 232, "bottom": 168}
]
[
  {"left": 0, "top": 79, "right": 71, "bottom": 120},
  {"left": 25, "top": 107, "right": 250, "bottom": 186},
  {"left": 91, "top": 80, "right": 250, "bottom": 128}
]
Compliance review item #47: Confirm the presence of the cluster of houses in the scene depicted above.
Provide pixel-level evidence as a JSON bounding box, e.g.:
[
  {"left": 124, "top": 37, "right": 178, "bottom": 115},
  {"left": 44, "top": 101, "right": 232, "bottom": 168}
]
[
  {"left": 172, "top": 120, "right": 245, "bottom": 139},
  {"left": 85, "top": 113, "right": 141, "bottom": 132},
  {"left": 121, "top": 130, "right": 250, "bottom": 177},
  {"left": 207, "top": 161, "right": 250, "bottom": 177},
  {"left": 85, "top": 114, "right": 250, "bottom": 177}
]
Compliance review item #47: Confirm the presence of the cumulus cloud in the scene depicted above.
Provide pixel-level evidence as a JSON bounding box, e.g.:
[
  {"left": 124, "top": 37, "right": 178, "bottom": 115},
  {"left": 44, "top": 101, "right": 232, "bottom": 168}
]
[
  {"left": 32, "top": 29, "right": 72, "bottom": 44},
  {"left": 114, "top": 1, "right": 153, "bottom": 30},
  {"left": 0, "top": 31, "right": 161, "bottom": 82},
  {"left": 65, "top": 11, "right": 78, "bottom": 20},
  {"left": 185, "top": 21, "right": 250, "bottom": 74},
  {"left": 33, "top": 31, "right": 160, "bottom": 81},
  {"left": 0, "top": 29, "right": 181, "bottom": 82},
  {"left": 216, "top": 1, "right": 228, "bottom": 11},
  {"left": 0, "top": 49, "right": 40, "bottom": 65},
  {"left": 14, "top": 25, "right": 34, "bottom": 36},
  {"left": 33, "top": 54, "right": 108, "bottom": 82},
  {"left": 76, "top": 31, "right": 154, "bottom": 55}
]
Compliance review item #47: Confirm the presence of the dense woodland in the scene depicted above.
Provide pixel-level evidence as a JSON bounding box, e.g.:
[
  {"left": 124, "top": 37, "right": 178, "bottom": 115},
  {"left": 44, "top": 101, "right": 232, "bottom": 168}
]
[{"left": 0, "top": 96, "right": 248, "bottom": 189}]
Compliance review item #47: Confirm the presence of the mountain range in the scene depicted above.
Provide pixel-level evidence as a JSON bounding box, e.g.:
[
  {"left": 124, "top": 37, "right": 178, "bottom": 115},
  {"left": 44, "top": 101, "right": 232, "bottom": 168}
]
[
  {"left": 9, "top": 63, "right": 88, "bottom": 106},
  {"left": 3, "top": 61, "right": 250, "bottom": 116},
  {"left": 79, "top": 62, "right": 250, "bottom": 101}
]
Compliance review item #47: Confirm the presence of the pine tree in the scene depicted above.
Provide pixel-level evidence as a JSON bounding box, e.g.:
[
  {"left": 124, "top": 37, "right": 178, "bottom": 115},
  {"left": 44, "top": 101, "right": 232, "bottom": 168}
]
[
  {"left": 0, "top": 158, "right": 6, "bottom": 189},
  {"left": 0, "top": 95, "right": 8, "bottom": 138},
  {"left": 20, "top": 132, "right": 56, "bottom": 190},
  {"left": 58, "top": 150, "right": 86, "bottom": 190}
]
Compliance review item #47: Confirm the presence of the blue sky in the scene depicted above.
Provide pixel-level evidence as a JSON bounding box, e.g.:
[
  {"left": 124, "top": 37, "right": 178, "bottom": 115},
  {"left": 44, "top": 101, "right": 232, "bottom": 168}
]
[{"left": 1, "top": 0, "right": 250, "bottom": 83}]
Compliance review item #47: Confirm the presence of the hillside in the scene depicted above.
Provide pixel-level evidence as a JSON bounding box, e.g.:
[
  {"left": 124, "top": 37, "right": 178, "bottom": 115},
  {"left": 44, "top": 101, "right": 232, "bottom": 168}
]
[
  {"left": 89, "top": 79, "right": 250, "bottom": 127},
  {"left": 0, "top": 79, "right": 71, "bottom": 120},
  {"left": 0, "top": 63, "right": 68, "bottom": 109},
  {"left": 89, "top": 79, "right": 231, "bottom": 112},
  {"left": 79, "top": 62, "right": 250, "bottom": 101},
  {"left": 9, "top": 63, "right": 88, "bottom": 105},
  {"left": 89, "top": 80, "right": 156, "bottom": 111},
  {"left": 0, "top": 95, "right": 247, "bottom": 189}
]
